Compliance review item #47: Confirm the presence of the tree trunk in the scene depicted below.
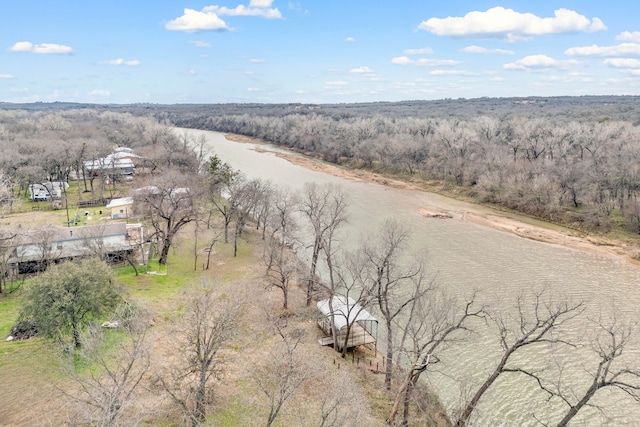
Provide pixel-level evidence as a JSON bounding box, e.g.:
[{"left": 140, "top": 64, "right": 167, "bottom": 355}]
[
  {"left": 557, "top": 384, "right": 598, "bottom": 427},
  {"left": 307, "top": 243, "right": 320, "bottom": 306},
  {"left": 456, "top": 350, "right": 512, "bottom": 426},
  {"left": 126, "top": 254, "right": 139, "bottom": 276},
  {"left": 159, "top": 237, "right": 171, "bottom": 265},
  {"left": 387, "top": 367, "right": 415, "bottom": 425},
  {"left": 73, "top": 323, "right": 82, "bottom": 348},
  {"left": 282, "top": 282, "right": 288, "bottom": 310},
  {"left": 401, "top": 378, "right": 416, "bottom": 426},
  {"left": 385, "top": 318, "right": 394, "bottom": 390}
]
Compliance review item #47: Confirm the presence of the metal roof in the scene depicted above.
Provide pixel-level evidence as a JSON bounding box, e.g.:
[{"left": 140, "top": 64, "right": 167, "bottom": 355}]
[{"left": 317, "top": 295, "right": 377, "bottom": 331}]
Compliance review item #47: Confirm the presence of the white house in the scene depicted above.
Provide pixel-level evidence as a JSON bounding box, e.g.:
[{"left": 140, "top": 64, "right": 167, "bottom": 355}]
[
  {"left": 8, "top": 222, "right": 143, "bottom": 275},
  {"left": 84, "top": 147, "right": 141, "bottom": 177}
]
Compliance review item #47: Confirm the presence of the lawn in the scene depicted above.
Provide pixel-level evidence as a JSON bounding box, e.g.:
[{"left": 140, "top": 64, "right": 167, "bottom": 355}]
[{"left": 0, "top": 207, "right": 432, "bottom": 426}]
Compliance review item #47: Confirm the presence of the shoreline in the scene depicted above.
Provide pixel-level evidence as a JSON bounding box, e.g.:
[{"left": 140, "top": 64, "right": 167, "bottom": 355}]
[{"left": 224, "top": 133, "right": 640, "bottom": 266}]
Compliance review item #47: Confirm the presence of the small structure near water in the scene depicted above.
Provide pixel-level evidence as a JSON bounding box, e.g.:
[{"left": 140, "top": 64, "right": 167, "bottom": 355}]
[{"left": 316, "top": 295, "right": 378, "bottom": 351}]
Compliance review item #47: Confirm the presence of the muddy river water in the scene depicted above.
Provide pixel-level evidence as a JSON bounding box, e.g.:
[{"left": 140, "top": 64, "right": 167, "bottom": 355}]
[{"left": 184, "top": 128, "right": 640, "bottom": 426}]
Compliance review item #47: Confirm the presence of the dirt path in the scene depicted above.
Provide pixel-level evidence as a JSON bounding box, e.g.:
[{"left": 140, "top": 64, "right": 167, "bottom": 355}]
[{"left": 226, "top": 133, "right": 640, "bottom": 266}]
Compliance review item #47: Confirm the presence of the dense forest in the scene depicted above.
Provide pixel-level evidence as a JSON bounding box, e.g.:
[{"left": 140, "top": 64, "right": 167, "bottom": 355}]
[{"left": 146, "top": 96, "right": 640, "bottom": 234}]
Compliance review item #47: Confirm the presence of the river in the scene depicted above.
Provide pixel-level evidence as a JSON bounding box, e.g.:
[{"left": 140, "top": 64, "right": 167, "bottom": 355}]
[{"left": 182, "top": 128, "right": 640, "bottom": 426}]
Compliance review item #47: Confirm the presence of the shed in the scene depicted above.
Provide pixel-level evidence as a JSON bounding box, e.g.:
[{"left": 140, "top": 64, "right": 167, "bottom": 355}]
[
  {"left": 106, "top": 197, "right": 133, "bottom": 219},
  {"left": 316, "top": 295, "right": 378, "bottom": 351}
]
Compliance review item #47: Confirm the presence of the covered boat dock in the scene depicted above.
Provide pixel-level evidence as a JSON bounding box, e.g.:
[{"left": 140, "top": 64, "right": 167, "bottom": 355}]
[{"left": 316, "top": 295, "right": 378, "bottom": 351}]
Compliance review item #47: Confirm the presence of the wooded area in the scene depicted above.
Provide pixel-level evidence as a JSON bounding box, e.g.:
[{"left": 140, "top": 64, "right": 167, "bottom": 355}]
[{"left": 146, "top": 96, "right": 640, "bottom": 234}]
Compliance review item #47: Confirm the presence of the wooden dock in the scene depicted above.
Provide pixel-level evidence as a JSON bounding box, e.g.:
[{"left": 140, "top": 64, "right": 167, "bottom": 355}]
[{"left": 317, "top": 323, "right": 376, "bottom": 350}]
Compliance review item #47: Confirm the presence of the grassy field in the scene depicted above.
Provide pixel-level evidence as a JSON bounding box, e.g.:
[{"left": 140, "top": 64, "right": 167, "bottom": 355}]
[{"left": 1, "top": 218, "right": 446, "bottom": 426}]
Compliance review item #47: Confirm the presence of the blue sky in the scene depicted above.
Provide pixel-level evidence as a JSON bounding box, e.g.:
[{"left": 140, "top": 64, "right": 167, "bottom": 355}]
[{"left": 2, "top": 1, "right": 640, "bottom": 104}]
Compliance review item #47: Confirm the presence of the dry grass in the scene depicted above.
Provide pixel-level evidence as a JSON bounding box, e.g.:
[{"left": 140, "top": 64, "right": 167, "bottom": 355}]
[{"left": 0, "top": 210, "right": 450, "bottom": 426}]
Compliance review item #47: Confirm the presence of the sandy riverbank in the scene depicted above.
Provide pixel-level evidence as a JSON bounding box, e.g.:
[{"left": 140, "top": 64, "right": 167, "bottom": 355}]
[{"left": 225, "top": 133, "right": 640, "bottom": 265}]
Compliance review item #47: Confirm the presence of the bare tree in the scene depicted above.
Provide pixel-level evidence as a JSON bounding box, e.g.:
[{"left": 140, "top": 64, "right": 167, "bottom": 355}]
[
  {"left": 208, "top": 172, "right": 244, "bottom": 244},
  {"left": 61, "top": 303, "right": 155, "bottom": 427},
  {"left": 264, "top": 237, "right": 299, "bottom": 310},
  {"left": 263, "top": 186, "right": 298, "bottom": 310},
  {"left": 203, "top": 226, "right": 222, "bottom": 271},
  {"left": 517, "top": 315, "right": 640, "bottom": 426},
  {"left": 0, "top": 171, "right": 19, "bottom": 215},
  {"left": 134, "top": 170, "right": 200, "bottom": 265},
  {"left": 254, "top": 321, "right": 312, "bottom": 427},
  {"left": 364, "top": 218, "right": 427, "bottom": 390},
  {"left": 298, "top": 182, "right": 349, "bottom": 306},
  {"left": 160, "top": 281, "right": 243, "bottom": 427},
  {"left": 387, "top": 290, "right": 484, "bottom": 426},
  {"left": 455, "top": 292, "right": 584, "bottom": 427},
  {"left": 231, "top": 178, "right": 267, "bottom": 257},
  {"left": 0, "top": 227, "right": 17, "bottom": 293},
  {"left": 314, "top": 369, "right": 371, "bottom": 427}
]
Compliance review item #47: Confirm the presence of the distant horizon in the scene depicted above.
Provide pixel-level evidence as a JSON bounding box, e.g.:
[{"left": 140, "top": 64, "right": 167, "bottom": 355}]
[
  {"left": 2, "top": 93, "right": 640, "bottom": 108},
  {"left": 3, "top": 2, "right": 640, "bottom": 104}
]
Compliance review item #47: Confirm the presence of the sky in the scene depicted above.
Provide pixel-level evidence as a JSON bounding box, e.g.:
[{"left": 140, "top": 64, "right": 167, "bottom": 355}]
[{"left": 2, "top": 1, "right": 640, "bottom": 104}]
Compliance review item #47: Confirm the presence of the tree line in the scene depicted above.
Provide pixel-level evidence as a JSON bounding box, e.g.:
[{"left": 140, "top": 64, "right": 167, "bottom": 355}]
[{"left": 153, "top": 100, "right": 640, "bottom": 235}]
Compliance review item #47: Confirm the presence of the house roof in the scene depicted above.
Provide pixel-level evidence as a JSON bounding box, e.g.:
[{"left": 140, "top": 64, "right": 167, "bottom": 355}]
[
  {"left": 84, "top": 157, "right": 135, "bottom": 171},
  {"left": 83, "top": 148, "right": 140, "bottom": 172},
  {"left": 106, "top": 197, "right": 133, "bottom": 209},
  {"left": 317, "top": 295, "right": 377, "bottom": 331},
  {"left": 10, "top": 223, "right": 131, "bottom": 262}
]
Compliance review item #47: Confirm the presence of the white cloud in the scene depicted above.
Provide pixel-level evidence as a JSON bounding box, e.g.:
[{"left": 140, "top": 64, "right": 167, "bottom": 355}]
[
  {"left": 604, "top": 58, "right": 640, "bottom": 69},
  {"left": 350, "top": 66, "right": 374, "bottom": 74},
  {"left": 166, "top": 8, "right": 228, "bottom": 32},
  {"left": 247, "top": 87, "right": 261, "bottom": 91},
  {"left": 416, "top": 58, "right": 460, "bottom": 66},
  {"left": 617, "top": 31, "right": 640, "bottom": 43},
  {"left": 0, "top": 74, "right": 14, "bottom": 79},
  {"left": 203, "top": 3, "right": 282, "bottom": 19},
  {"left": 9, "top": 41, "right": 72, "bottom": 54},
  {"left": 393, "top": 57, "right": 461, "bottom": 67},
  {"left": 102, "top": 58, "right": 141, "bottom": 66},
  {"left": 589, "top": 18, "right": 607, "bottom": 32},
  {"left": 166, "top": 3, "right": 282, "bottom": 32},
  {"left": 89, "top": 90, "right": 111, "bottom": 97},
  {"left": 504, "top": 54, "right": 561, "bottom": 70},
  {"left": 430, "top": 69, "right": 473, "bottom": 76},
  {"left": 250, "top": 0, "right": 272, "bottom": 6},
  {"left": 461, "top": 45, "right": 514, "bottom": 54},
  {"left": 189, "top": 40, "right": 211, "bottom": 48},
  {"left": 345, "top": 37, "right": 355, "bottom": 42},
  {"left": 391, "top": 56, "right": 413, "bottom": 65},
  {"left": 187, "top": 69, "right": 197, "bottom": 76},
  {"left": 565, "top": 43, "right": 640, "bottom": 57},
  {"left": 403, "top": 47, "right": 433, "bottom": 55},
  {"left": 250, "top": 58, "right": 265, "bottom": 63},
  {"left": 418, "top": 7, "right": 606, "bottom": 41}
]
